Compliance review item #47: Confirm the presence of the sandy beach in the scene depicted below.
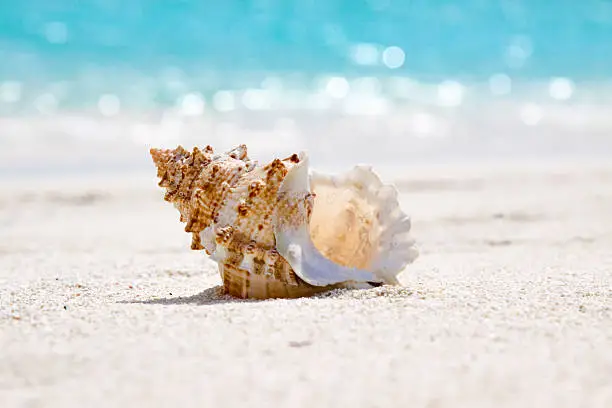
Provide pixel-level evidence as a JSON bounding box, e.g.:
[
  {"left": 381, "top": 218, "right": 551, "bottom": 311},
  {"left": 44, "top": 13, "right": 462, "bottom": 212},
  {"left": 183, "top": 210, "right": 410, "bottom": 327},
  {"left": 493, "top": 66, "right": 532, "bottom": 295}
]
[{"left": 1, "top": 161, "right": 610, "bottom": 408}]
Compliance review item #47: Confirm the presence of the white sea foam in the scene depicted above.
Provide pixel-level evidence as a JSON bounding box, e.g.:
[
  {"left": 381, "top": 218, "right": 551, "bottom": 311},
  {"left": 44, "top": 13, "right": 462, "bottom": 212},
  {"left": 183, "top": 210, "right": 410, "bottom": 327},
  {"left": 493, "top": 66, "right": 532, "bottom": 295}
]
[{"left": 1, "top": 80, "right": 611, "bottom": 175}]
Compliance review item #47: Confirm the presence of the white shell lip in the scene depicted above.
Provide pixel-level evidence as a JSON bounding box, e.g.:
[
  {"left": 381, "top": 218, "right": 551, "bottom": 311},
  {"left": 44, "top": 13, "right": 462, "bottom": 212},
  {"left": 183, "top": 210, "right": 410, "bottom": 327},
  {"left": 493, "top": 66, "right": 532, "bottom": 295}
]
[
  {"left": 310, "top": 162, "right": 418, "bottom": 285},
  {"left": 275, "top": 228, "right": 382, "bottom": 286},
  {"left": 275, "top": 151, "right": 377, "bottom": 286},
  {"left": 274, "top": 150, "right": 417, "bottom": 287}
]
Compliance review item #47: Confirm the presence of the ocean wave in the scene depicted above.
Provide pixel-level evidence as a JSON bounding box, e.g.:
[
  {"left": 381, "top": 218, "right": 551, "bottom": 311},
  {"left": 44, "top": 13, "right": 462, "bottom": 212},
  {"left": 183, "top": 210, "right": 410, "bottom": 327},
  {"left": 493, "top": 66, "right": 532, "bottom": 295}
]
[{"left": 1, "top": 92, "right": 611, "bottom": 177}]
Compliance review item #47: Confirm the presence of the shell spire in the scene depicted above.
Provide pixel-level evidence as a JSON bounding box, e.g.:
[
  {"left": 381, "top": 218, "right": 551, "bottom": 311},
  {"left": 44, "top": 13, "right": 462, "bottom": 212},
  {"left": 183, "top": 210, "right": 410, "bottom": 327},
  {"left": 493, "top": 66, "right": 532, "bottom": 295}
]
[{"left": 150, "top": 144, "right": 418, "bottom": 299}]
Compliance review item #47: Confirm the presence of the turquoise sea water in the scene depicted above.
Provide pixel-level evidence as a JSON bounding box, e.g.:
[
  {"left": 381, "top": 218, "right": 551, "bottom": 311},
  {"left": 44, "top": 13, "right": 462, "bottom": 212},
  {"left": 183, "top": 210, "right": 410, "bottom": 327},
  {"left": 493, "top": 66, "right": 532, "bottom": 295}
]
[
  {"left": 1, "top": 1, "right": 612, "bottom": 172},
  {"left": 2, "top": 1, "right": 612, "bottom": 79}
]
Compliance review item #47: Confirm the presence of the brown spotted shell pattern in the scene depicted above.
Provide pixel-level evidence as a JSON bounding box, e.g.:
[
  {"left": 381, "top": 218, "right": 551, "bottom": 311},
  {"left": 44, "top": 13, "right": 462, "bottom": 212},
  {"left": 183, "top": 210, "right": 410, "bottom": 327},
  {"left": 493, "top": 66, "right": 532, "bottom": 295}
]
[{"left": 150, "top": 144, "right": 418, "bottom": 299}]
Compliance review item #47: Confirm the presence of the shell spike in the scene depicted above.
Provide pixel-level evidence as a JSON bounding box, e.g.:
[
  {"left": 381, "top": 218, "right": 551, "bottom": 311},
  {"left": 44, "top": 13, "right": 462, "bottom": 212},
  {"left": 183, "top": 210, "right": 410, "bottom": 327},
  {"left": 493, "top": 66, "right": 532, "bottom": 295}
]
[
  {"left": 225, "top": 144, "right": 249, "bottom": 161},
  {"left": 278, "top": 151, "right": 309, "bottom": 194},
  {"left": 150, "top": 147, "right": 171, "bottom": 168}
]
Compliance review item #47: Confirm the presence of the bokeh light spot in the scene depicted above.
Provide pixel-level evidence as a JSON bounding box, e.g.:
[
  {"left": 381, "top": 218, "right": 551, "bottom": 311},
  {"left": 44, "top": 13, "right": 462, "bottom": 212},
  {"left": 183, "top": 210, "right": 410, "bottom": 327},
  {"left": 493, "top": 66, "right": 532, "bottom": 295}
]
[
  {"left": 34, "top": 93, "right": 58, "bottom": 114},
  {"left": 382, "top": 46, "right": 405, "bottom": 69},
  {"left": 322, "top": 24, "right": 346, "bottom": 47},
  {"left": 504, "top": 35, "right": 533, "bottom": 69},
  {"left": 98, "top": 94, "right": 121, "bottom": 116},
  {"left": 349, "top": 43, "right": 379, "bottom": 66},
  {"left": 325, "top": 77, "right": 350, "bottom": 99},
  {"left": 179, "top": 93, "right": 205, "bottom": 116},
  {"left": 213, "top": 91, "right": 236, "bottom": 112},
  {"left": 242, "top": 89, "right": 270, "bottom": 110},
  {"left": 44, "top": 22, "right": 68, "bottom": 44},
  {"left": 352, "top": 77, "right": 382, "bottom": 94},
  {"left": 437, "top": 80, "right": 464, "bottom": 107},
  {"left": 0, "top": 81, "right": 22, "bottom": 103},
  {"left": 549, "top": 77, "right": 574, "bottom": 101},
  {"left": 489, "top": 74, "right": 512, "bottom": 96},
  {"left": 411, "top": 112, "right": 437, "bottom": 137},
  {"left": 387, "top": 77, "right": 418, "bottom": 99},
  {"left": 520, "top": 103, "right": 543, "bottom": 126},
  {"left": 261, "top": 76, "right": 283, "bottom": 91},
  {"left": 367, "top": 0, "right": 390, "bottom": 11}
]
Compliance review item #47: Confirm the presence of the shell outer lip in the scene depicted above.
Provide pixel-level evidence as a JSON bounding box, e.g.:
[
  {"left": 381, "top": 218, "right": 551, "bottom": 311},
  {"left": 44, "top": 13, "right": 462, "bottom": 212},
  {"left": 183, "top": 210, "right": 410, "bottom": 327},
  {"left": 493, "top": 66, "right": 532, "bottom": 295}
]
[{"left": 273, "top": 152, "right": 383, "bottom": 287}]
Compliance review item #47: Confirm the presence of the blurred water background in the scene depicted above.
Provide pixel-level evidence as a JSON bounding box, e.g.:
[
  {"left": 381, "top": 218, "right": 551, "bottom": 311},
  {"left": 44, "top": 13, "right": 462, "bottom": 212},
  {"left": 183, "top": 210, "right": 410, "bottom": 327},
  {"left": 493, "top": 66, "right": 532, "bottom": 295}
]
[{"left": 1, "top": 0, "right": 612, "bottom": 176}]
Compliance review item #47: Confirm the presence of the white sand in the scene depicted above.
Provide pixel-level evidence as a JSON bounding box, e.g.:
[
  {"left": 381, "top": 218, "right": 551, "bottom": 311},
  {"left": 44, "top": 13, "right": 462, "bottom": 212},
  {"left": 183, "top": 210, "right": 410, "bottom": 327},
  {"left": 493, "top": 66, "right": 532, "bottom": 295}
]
[{"left": 1, "top": 162, "right": 611, "bottom": 408}]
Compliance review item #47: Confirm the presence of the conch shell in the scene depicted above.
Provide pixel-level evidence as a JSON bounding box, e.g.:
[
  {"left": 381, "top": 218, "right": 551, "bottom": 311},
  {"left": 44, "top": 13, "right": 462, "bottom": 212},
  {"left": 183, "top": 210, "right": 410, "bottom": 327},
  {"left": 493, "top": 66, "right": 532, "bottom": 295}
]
[{"left": 150, "top": 144, "right": 418, "bottom": 299}]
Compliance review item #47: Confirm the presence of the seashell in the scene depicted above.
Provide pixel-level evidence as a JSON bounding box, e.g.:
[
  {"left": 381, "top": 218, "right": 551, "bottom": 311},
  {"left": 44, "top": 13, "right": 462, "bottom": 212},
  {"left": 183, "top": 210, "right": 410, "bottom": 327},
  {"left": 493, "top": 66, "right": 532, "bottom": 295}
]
[{"left": 150, "top": 144, "right": 418, "bottom": 299}]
